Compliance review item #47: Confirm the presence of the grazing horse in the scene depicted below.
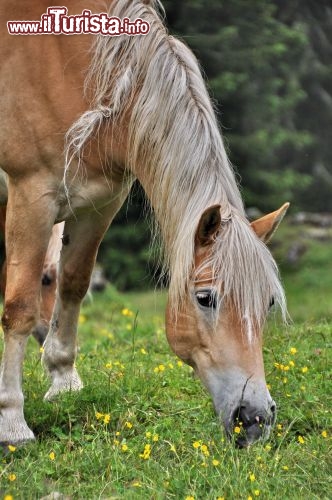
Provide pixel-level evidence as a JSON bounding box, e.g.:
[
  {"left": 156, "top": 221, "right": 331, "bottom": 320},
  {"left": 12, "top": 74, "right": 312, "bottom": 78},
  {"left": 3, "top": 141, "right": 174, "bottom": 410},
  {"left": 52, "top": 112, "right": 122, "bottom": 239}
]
[
  {"left": 0, "top": 206, "right": 64, "bottom": 344},
  {"left": 0, "top": 0, "right": 289, "bottom": 447}
]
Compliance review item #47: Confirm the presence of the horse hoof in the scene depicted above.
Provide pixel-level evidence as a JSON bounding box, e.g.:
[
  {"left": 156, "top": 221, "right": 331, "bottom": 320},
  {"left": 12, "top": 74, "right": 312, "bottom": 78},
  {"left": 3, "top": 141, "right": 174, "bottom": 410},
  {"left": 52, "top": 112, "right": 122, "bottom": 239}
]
[
  {"left": 0, "top": 414, "right": 35, "bottom": 446},
  {"left": 44, "top": 369, "right": 83, "bottom": 401}
]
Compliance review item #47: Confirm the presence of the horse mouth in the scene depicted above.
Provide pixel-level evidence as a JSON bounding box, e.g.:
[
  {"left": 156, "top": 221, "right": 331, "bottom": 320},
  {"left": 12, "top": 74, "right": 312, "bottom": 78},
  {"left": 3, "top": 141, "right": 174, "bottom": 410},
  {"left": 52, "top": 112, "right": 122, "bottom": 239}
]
[
  {"left": 234, "top": 421, "right": 272, "bottom": 448},
  {"left": 223, "top": 404, "right": 277, "bottom": 448}
]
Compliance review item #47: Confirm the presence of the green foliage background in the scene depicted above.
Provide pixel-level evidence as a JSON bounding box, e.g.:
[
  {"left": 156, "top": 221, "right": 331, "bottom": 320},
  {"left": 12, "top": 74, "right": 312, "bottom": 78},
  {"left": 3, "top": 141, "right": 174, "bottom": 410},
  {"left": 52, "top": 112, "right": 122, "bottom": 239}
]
[{"left": 100, "top": 0, "right": 331, "bottom": 290}]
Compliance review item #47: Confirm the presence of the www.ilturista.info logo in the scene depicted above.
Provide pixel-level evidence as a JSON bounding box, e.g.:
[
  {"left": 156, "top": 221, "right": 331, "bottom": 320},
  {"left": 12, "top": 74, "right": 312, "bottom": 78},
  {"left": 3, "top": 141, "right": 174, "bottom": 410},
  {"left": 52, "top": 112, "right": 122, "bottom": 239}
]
[{"left": 7, "top": 7, "right": 151, "bottom": 36}]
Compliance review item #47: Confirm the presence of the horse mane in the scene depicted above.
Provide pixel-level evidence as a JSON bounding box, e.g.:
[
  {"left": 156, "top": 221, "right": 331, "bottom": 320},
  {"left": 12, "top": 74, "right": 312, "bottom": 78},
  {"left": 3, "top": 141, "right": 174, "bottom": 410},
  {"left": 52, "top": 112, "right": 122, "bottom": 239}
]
[{"left": 65, "top": 0, "right": 286, "bottom": 338}]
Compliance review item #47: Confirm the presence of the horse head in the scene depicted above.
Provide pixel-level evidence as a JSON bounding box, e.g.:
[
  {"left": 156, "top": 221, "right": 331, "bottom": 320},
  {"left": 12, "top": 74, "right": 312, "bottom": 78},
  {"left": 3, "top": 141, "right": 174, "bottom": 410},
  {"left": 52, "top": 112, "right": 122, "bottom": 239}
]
[{"left": 166, "top": 203, "right": 289, "bottom": 447}]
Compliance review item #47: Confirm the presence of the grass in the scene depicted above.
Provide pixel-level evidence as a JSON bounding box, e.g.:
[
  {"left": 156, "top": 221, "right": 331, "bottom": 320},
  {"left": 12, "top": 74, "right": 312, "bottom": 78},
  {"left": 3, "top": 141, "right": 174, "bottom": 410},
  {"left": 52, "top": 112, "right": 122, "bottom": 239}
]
[{"left": 0, "top": 223, "right": 331, "bottom": 499}]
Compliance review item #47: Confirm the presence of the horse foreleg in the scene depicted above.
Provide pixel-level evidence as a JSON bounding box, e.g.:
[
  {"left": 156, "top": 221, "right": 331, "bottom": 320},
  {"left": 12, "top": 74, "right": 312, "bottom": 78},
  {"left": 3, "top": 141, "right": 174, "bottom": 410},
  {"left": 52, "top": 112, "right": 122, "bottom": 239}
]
[
  {"left": 34, "top": 222, "right": 65, "bottom": 345},
  {"left": 42, "top": 207, "right": 116, "bottom": 401},
  {"left": 0, "top": 180, "right": 56, "bottom": 444}
]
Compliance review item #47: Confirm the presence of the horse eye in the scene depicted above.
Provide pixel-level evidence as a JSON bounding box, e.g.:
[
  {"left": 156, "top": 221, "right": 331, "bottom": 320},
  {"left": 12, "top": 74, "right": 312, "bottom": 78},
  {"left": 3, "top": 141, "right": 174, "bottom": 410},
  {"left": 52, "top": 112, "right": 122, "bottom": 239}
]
[{"left": 195, "top": 290, "right": 217, "bottom": 309}]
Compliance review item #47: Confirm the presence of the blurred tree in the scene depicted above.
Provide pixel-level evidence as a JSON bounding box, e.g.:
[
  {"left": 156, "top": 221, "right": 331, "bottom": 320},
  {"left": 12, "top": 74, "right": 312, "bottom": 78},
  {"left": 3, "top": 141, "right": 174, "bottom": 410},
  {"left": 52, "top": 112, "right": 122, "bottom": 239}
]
[
  {"left": 163, "top": 0, "right": 316, "bottom": 211},
  {"left": 275, "top": 0, "right": 332, "bottom": 211}
]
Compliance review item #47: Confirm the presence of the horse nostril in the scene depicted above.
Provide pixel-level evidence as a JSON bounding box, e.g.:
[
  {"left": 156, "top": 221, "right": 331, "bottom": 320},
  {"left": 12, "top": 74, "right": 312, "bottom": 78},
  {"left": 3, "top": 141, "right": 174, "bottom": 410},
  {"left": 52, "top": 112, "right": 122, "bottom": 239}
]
[
  {"left": 232, "top": 405, "right": 269, "bottom": 429},
  {"left": 269, "top": 402, "right": 277, "bottom": 425}
]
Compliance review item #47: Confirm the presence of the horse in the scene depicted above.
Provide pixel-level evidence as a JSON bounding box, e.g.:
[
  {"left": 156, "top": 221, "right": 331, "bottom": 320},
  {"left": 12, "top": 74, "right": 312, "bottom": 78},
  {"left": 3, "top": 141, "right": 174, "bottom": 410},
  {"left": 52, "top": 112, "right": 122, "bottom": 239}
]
[
  {"left": 0, "top": 0, "right": 289, "bottom": 447},
  {"left": 0, "top": 206, "right": 64, "bottom": 345}
]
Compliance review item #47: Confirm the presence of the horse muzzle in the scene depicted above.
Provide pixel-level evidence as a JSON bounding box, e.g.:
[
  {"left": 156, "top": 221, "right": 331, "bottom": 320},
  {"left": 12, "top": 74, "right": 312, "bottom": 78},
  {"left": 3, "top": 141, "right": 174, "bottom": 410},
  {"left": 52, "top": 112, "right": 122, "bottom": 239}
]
[{"left": 223, "top": 399, "right": 277, "bottom": 448}]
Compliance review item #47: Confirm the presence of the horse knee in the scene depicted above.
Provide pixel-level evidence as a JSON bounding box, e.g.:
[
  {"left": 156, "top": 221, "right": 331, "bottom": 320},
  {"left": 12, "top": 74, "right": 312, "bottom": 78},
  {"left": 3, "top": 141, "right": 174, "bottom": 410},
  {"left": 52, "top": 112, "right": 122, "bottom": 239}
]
[
  {"left": 2, "top": 298, "right": 38, "bottom": 335},
  {"left": 60, "top": 267, "right": 91, "bottom": 303}
]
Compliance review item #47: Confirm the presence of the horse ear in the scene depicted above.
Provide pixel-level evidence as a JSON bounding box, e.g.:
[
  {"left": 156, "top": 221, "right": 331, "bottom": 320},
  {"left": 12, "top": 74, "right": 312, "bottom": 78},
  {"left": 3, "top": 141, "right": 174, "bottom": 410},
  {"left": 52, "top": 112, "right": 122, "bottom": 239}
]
[
  {"left": 251, "top": 202, "right": 290, "bottom": 243},
  {"left": 196, "top": 205, "right": 222, "bottom": 247}
]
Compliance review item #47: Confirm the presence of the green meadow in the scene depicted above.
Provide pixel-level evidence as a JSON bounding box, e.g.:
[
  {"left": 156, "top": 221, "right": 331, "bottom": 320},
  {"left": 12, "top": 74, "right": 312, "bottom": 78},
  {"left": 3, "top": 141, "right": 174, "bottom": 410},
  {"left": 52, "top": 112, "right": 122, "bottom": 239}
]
[{"left": 0, "top": 225, "right": 331, "bottom": 500}]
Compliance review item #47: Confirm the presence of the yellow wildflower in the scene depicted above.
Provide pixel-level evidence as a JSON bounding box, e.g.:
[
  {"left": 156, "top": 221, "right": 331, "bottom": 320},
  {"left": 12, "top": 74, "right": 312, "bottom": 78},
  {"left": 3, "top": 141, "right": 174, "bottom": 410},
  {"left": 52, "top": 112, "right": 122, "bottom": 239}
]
[
  {"left": 95, "top": 412, "right": 103, "bottom": 420},
  {"left": 290, "top": 347, "right": 297, "bottom": 355},
  {"left": 8, "top": 474, "right": 17, "bottom": 482},
  {"left": 8, "top": 445, "right": 16, "bottom": 452},
  {"left": 249, "top": 473, "right": 256, "bottom": 482},
  {"left": 193, "top": 441, "right": 201, "bottom": 449},
  {"left": 103, "top": 414, "right": 111, "bottom": 424},
  {"left": 140, "top": 348, "right": 147, "bottom": 355},
  {"left": 177, "top": 360, "right": 183, "bottom": 367},
  {"left": 49, "top": 452, "right": 55, "bottom": 461},
  {"left": 282, "top": 465, "right": 289, "bottom": 471},
  {"left": 125, "top": 421, "right": 133, "bottom": 429},
  {"left": 121, "top": 444, "right": 128, "bottom": 452},
  {"left": 321, "top": 430, "right": 328, "bottom": 438},
  {"left": 145, "top": 431, "right": 152, "bottom": 439},
  {"left": 158, "top": 364, "right": 165, "bottom": 372},
  {"left": 248, "top": 497, "right": 253, "bottom": 500},
  {"left": 277, "top": 424, "right": 283, "bottom": 430},
  {"left": 289, "top": 360, "right": 295, "bottom": 367},
  {"left": 212, "top": 459, "right": 220, "bottom": 466},
  {"left": 234, "top": 426, "right": 241, "bottom": 434},
  {"left": 121, "top": 308, "right": 133, "bottom": 317},
  {"left": 185, "top": 497, "right": 195, "bottom": 500},
  {"left": 153, "top": 434, "right": 159, "bottom": 442},
  {"left": 169, "top": 444, "right": 176, "bottom": 453},
  {"left": 265, "top": 444, "right": 272, "bottom": 451},
  {"left": 298, "top": 435, "right": 305, "bottom": 444},
  {"left": 133, "top": 481, "right": 141, "bottom": 487},
  {"left": 254, "top": 490, "right": 260, "bottom": 496},
  {"left": 301, "top": 367, "right": 308, "bottom": 374},
  {"left": 39, "top": 346, "right": 44, "bottom": 353},
  {"left": 4, "top": 495, "right": 14, "bottom": 500},
  {"left": 139, "top": 444, "right": 151, "bottom": 460},
  {"left": 79, "top": 314, "right": 86, "bottom": 324}
]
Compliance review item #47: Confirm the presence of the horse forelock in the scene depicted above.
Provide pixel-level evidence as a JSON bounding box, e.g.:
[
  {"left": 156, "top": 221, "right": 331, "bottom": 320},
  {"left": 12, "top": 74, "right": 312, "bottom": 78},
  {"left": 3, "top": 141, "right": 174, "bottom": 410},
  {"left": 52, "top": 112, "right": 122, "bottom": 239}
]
[{"left": 64, "top": 0, "right": 286, "bottom": 338}]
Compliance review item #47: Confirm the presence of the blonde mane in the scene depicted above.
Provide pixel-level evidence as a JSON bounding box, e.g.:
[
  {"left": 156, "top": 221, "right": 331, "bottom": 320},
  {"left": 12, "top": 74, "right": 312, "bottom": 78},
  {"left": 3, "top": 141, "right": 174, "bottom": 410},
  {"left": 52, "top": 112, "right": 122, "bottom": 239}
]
[{"left": 65, "top": 0, "right": 286, "bottom": 337}]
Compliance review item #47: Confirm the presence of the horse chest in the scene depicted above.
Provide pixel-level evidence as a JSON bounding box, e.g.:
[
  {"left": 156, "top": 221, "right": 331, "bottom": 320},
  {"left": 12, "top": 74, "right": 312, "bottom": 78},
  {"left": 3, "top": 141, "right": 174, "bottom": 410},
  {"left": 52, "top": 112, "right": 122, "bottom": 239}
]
[{"left": 55, "top": 175, "right": 129, "bottom": 222}]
